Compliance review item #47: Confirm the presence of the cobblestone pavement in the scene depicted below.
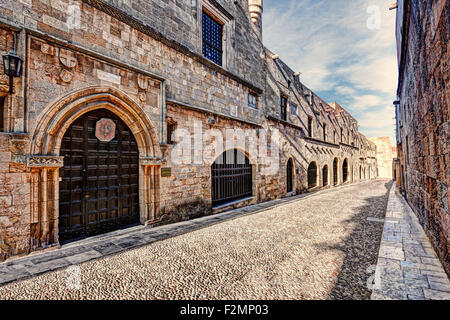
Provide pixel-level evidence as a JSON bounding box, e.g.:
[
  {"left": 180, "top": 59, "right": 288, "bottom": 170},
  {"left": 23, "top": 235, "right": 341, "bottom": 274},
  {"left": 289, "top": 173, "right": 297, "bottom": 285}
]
[
  {"left": 371, "top": 186, "right": 450, "bottom": 300},
  {"left": 1, "top": 180, "right": 393, "bottom": 300}
]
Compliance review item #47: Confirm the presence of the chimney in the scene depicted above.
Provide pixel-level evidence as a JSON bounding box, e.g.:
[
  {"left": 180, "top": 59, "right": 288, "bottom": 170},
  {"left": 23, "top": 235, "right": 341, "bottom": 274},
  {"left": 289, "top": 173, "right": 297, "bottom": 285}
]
[{"left": 248, "top": 0, "right": 263, "bottom": 32}]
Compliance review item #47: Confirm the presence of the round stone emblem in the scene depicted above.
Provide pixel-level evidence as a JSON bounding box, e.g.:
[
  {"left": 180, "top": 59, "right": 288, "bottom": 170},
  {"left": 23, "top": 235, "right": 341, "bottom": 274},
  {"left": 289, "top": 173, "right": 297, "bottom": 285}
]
[{"left": 95, "top": 118, "right": 116, "bottom": 142}]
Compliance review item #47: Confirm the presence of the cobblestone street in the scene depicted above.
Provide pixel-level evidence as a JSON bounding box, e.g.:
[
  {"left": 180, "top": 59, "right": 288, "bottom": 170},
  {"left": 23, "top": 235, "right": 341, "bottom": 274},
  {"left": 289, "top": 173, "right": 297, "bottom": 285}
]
[{"left": 1, "top": 180, "right": 394, "bottom": 299}]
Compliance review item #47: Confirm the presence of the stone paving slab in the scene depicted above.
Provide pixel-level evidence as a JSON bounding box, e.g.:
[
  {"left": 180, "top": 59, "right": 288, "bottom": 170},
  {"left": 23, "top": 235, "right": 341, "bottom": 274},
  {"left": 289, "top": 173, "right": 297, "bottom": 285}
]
[
  {"left": 371, "top": 185, "right": 450, "bottom": 300},
  {"left": 0, "top": 181, "right": 362, "bottom": 287}
]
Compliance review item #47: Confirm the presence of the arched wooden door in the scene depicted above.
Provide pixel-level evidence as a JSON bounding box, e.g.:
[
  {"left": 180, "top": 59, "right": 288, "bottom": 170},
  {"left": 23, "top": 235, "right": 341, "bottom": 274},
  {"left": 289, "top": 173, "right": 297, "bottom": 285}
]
[
  {"left": 308, "top": 162, "right": 317, "bottom": 188},
  {"left": 287, "top": 158, "right": 294, "bottom": 192},
  {"left": 322, "top": 165, "right": 328, "bottom": 186},
  {"left": 343, "top": 159, "right": 349, "bottom": 182},
  {"left": 59, "top": 109, "right": 140, "bottom": 242},
  {"left": 211, "top": 150, "right": 252, "bottom": 207},
  {"left": 333, "top": 158, "right": 338, "bottom": 185}
]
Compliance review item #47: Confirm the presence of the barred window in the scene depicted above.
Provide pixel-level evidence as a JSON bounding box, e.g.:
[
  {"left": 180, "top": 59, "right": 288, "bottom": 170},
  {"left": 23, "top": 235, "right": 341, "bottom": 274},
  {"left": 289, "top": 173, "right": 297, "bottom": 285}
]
[{"left": 202, "top": 11, "right": 223, "bottom": 66}]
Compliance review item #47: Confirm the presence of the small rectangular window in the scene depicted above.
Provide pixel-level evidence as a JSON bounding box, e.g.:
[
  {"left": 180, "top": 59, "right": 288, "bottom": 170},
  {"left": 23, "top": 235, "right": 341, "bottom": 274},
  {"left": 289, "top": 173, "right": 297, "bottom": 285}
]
[
  {"left": 248, "top": 93, "right": 257, "bottom": 109},
  {"left": 340, "top": 128, "right": 343, "bottom": 143},
  {"left": 290, "top": 103, "right": 297, "bottom": 115},
  {"left": 280, "top": 96, "right": 287, "bottom": 121},
  {"left": 323, "top": 124, "right": 326, "bottom": 141},
  {"left": 307, "top": 117, "right": 313, "bottom": 137},
  {"left": 167, "top": 123, "right": 176, "bottom": 144},
  {"left": 202, "top": 11, "right": 223, "bottom": 66}
]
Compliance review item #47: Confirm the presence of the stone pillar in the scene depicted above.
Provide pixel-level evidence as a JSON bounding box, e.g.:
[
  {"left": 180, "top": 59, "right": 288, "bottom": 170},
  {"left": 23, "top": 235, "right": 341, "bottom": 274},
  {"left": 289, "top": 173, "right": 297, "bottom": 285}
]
[
  {"left": 140, "top": 157, "right": 163, "bottom": 224},
  {"left": 27, "top": 155, "right": 64, "bottom": 249}
]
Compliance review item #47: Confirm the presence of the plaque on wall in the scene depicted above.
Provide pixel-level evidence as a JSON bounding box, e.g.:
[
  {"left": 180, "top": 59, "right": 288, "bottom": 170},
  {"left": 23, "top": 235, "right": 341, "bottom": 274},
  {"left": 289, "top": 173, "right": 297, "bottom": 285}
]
[
  {"left": 95, "top": 118, "right": 116, "bottom": 142},
  {"left": 161, "top": 167, "right": 172, "bottom": 177}
]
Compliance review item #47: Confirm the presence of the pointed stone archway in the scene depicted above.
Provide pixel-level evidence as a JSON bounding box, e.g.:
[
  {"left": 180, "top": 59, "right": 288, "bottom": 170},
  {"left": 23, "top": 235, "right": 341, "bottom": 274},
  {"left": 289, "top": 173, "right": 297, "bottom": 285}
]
[{"left": 27, "top": 86, "right": 162, "bottom": 248}]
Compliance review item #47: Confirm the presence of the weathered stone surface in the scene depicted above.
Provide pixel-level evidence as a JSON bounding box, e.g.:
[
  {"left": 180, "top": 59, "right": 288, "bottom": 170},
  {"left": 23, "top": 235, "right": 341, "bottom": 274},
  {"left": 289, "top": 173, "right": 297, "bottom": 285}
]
[
  {"left": 0, "top": 0, "right": 378, "bottom": 262},
  {"left": 394, "top": 0, "right": 449, "bottom": 275}
]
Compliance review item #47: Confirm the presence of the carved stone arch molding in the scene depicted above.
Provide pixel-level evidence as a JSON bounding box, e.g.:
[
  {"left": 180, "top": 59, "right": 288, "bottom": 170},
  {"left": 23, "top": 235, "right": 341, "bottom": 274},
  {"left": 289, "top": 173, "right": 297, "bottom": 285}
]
[{"left": 28, "top": 86, "right": 163, "bottom": 249}]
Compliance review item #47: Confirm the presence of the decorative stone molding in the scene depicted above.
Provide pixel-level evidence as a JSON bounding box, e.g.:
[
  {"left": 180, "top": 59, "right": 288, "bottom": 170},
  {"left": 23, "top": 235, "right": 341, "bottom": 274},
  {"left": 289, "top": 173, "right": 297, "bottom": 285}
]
[
  {"left": 59, "top": 69, "right": 74, "bottom": 83},
  {"left": 140, "top": 156, "right": 165, "bottom": 167},
  {"left": 137, "top": 74, "right": 149, "bottom": 90},
  {"left": 59, "top": 48, "right": 77, "bottom": 69},
  {"left": 26, "top": 155, "right": 64, "bottom": 168}
]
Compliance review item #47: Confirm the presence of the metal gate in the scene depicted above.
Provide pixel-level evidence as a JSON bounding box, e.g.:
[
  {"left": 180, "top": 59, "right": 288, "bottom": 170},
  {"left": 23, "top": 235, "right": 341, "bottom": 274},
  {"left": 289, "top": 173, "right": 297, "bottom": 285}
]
[
  {"left": 211, "top": 150, "right": 252, "bottom": 207},
  {"left": 59, "top": 109, "right": 140, "bottom": 242}
]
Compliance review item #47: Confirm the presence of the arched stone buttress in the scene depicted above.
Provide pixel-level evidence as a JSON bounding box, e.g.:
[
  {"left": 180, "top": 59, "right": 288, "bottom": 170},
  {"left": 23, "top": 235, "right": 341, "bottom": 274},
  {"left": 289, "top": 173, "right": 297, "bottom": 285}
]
[{"left": 27, "top": 86, "right": 162, "bottom": 248}]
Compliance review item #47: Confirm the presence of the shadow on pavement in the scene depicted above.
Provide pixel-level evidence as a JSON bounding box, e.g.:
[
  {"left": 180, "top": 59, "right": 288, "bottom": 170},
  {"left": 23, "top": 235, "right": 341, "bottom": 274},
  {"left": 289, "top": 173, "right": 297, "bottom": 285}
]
[{"left": 325, "top": 180, "right": 393, "bottom": 300}]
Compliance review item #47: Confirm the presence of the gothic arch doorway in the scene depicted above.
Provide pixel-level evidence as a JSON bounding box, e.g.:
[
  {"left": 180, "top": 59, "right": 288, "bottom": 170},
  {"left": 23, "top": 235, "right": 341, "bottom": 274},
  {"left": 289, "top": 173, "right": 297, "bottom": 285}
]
[
  {"left": 28, "top": 86, "right": 161, "bottom": 248},
  {"left": 322, "top": 165, "right": 329, "bottom": 186},
  {"left": 308, "top": 162, "right": 318, "bottom": 188},
  {"left": 343, "top": 158, "right": 349, "bottom": 183},
  {"left": 59, "top": 109, "right": 140, "bottom": 242},
  {"left": 333, "top": 158, "right": 338, "bottom": 185}
]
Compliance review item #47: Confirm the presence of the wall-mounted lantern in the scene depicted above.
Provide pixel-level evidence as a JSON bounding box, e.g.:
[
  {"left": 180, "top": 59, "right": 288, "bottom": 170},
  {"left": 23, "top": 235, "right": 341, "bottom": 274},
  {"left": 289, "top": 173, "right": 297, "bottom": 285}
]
[{"left": 2, "top": 48, "right": 23, "bottom": 94}]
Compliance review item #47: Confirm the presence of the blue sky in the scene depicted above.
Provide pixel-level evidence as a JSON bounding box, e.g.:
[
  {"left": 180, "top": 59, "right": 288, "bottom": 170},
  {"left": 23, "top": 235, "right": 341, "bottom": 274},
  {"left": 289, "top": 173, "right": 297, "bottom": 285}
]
[{"left": 263, "top": 0, "right": 398, "bottom": 144}]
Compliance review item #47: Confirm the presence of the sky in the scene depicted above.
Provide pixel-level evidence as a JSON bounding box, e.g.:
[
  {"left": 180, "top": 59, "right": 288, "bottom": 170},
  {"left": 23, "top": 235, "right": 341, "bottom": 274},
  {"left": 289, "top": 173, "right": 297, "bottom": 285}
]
[{"left": 262, "top": 0, "right": 398, "bottom": 144}]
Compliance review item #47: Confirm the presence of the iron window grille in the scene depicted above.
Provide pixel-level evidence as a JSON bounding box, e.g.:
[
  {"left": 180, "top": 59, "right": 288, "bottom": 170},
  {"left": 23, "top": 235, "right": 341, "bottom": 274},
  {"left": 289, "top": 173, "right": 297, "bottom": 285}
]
[{"left": 202, "top": 11, "right": 223, "bottom": 66}]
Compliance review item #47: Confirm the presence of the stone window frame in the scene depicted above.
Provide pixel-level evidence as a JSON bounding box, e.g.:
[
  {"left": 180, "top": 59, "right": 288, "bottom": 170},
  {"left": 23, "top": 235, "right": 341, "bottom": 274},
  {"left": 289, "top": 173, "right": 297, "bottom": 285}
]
[
  {"left": 200, "top": 0, "right": 234, "bottom": 69},
  {"left": 248, "top": 91, "right": 258, "bottom": 109},
  {"left": 166, "top": 119, "right": 177, "bottom": 145}
]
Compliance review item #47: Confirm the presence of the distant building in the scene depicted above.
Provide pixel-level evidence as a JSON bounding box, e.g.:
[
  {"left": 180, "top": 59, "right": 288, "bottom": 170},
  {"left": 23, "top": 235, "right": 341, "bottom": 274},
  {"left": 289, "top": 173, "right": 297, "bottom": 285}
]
[
  {"left": 393, "top": 0, "right": 449, "bottom": 274},
  {"left": 368, "top": 137, "right": 395, "bottom": 179}
]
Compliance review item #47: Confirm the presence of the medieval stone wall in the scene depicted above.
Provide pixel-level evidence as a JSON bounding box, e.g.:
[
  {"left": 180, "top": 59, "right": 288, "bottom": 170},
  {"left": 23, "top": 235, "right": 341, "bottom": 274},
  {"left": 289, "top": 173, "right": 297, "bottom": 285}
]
[
  {"left": 396, "top": 0, "right": 449, "bottom": 274},
  {"left": 0, "top": 0, "right": 378, "bottom": 261}
]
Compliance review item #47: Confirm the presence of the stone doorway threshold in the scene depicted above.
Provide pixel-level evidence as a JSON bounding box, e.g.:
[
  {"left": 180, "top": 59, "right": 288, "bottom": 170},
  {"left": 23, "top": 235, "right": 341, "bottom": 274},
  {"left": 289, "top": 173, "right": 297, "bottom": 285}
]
[
  {"left": 0, "top": 180, "right": 371, "bottom": 287},
  {"left": 371, "top": 185, "right": 450, "bottom": 300}
]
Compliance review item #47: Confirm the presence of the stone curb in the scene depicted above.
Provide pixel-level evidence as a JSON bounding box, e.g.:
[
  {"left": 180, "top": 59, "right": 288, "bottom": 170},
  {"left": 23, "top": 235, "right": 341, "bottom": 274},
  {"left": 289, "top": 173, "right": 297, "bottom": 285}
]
[
  {"left": 371, "top": 185, "right": 450, "bottom": 300},
  {"left": 0, "top": 180, "right": 374, "bottom": 287}
]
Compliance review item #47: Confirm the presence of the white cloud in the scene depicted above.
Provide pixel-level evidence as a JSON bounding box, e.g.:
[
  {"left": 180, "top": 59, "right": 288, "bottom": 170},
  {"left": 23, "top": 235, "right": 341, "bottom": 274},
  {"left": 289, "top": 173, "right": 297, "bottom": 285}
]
[{"left": 263, "top": 0, "right": 398, "bottom": 141}]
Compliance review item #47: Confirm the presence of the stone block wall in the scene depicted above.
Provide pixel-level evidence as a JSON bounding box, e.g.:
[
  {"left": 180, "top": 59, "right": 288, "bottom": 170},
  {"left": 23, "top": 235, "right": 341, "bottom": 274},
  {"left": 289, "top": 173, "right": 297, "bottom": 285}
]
[
  {"left": 396, "top": 0, "right": 449, "bottom": 274},
  {"left": 0, "top": 0, "right": 380, "bottom": 261}
]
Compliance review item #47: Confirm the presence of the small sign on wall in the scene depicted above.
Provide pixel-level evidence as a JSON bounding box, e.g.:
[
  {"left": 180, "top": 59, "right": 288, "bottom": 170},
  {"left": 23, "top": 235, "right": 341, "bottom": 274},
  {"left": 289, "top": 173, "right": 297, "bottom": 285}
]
[{"left": 161, "top": 167, "right": 172, "bottom": 177}]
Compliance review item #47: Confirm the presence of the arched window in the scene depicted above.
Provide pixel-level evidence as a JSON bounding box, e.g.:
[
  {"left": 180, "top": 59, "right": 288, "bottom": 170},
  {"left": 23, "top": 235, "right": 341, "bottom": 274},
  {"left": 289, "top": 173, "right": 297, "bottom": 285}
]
[
  {"left": 359, "top": 166, "right": 362, "bottom": 180},
  {"left": 308, "top": 162, "right": 318, "bottom": 188},
  {"left": 322, "top": 165, "right": 328, "bottom": 186},
  {"left": 343, "top": 159, "right": 349, "bottom": 182},
  {"left": 287, "top": 158, "right": 294, "bottom": 193},
  {"left": 211, "top": 149, "right": 252, "bottom": 207},
  {"left": 333, "top": 158, "right": 338, "bottom": 185}
]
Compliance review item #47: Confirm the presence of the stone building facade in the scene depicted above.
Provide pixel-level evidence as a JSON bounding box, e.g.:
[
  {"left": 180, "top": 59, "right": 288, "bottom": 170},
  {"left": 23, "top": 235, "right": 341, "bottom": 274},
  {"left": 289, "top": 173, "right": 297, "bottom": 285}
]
[
  {"left": 0, "top": 0, "right": 377, "bottom": 261},
  {"left": 393, "top": 0, "right": 449, "bottom": 274},
  {"left": 368, "top": 137, "right": 395, "bottom": 179}
]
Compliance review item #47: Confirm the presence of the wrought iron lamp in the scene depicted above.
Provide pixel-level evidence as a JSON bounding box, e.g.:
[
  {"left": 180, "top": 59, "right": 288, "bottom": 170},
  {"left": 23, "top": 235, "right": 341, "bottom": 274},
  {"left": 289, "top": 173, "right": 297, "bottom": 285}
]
[{"left": 2, "top": 48, "right": 23, "bottom": 94}]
